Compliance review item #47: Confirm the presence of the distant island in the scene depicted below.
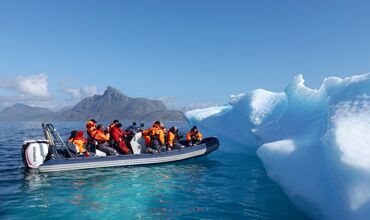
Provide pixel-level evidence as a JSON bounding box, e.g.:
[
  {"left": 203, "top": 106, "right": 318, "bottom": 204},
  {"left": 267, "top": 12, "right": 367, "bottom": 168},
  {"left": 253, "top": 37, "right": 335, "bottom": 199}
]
[{"left": 0, "top": 86, "right": 186, "bottom": 121}]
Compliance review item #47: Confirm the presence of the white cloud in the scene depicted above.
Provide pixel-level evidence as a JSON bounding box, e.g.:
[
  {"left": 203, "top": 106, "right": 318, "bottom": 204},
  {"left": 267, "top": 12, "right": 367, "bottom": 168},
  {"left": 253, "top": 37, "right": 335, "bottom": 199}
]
[
  {"left": 0, "top": 73, "right": 52, "bottom": 109},
  {"left": 15, "top": 74, "right": 50, "bottom": 98},
  {"left": 62, "top": 84, "right": 98, "bottom": 101},
  {"left": 81, "top": 85, "right": 98, "bottom": 97},
  {"left": 0, "top": 74, "right": 98, "bottom": 111},
  {"left": 62, "top": 87, "right": 80, "bottom": 99}
]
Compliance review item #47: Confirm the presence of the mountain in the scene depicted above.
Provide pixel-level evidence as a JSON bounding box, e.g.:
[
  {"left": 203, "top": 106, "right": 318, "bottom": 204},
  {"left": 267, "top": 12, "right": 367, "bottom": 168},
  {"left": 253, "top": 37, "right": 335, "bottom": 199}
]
[
  {"left": 56, "top": 86, "right": 186, "bottom": 121},
  {"left": 0, "top": 103, "right": 56, "bottom": 121},
  {"left": 0, "top": 87, "right": 186, "bottom": 121}
]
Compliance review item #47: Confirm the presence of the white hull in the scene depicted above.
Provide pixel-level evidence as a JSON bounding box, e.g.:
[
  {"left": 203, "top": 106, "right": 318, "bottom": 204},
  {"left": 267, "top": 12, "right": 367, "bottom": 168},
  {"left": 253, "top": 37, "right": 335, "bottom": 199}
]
[{"left": 39, "top": 147, "right": 209, "bottom": 172}]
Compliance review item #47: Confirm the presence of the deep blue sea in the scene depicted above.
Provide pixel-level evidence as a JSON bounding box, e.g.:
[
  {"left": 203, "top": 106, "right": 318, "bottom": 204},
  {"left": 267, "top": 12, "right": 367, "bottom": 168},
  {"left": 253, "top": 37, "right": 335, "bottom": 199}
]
[{"left": 0, "top": 122, "right": 310, "bottom": 220}]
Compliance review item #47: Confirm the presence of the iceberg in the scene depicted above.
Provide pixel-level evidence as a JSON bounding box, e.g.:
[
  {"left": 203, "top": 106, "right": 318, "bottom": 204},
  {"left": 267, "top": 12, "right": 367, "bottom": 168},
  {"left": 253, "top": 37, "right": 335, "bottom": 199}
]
[{"left": 185, "top": 73, "right": 370, "bottom": 220}]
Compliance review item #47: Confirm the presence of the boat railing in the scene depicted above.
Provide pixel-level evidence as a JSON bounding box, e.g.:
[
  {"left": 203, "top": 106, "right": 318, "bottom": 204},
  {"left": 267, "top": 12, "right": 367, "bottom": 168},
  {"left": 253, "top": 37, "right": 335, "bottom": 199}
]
[{"left": 42, "top": 122, "right": 75, "bottom": 159}]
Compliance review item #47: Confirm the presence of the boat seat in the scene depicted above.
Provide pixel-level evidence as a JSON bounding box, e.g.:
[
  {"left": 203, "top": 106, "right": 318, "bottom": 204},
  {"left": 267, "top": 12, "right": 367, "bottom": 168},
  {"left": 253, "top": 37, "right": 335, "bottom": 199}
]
[{"left": 65, "top": 142, "right": 78, "bottom": 157}]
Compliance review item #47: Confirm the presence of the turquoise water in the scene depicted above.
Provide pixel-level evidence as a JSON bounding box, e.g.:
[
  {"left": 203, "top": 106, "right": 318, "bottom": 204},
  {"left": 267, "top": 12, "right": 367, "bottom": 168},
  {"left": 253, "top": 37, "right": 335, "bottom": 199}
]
[{"left": 0, "top": 122, "right": 310, "bottom": 219}]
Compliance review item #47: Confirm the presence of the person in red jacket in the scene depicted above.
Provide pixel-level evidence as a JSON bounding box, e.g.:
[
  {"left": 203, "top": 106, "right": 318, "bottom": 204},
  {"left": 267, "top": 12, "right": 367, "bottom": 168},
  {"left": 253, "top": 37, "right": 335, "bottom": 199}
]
[
  {"left": 108, "top": 119, "right": 119, "bottom": 131},
  {"left": 110, "top": 122, "right": 130, "bottom": 154}
]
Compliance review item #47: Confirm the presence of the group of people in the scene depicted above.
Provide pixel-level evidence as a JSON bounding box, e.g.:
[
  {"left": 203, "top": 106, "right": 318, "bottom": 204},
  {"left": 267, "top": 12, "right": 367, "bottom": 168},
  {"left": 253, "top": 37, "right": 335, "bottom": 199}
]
[{"left": 67, "top": 119, "right": 203, "bottom": 157}]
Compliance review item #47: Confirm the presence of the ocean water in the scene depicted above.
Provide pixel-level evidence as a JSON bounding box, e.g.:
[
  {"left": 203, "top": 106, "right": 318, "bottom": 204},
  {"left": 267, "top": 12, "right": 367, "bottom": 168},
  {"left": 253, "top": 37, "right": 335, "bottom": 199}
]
[{"left": 0, "top": 122, "right": 310, "bottom": 220}]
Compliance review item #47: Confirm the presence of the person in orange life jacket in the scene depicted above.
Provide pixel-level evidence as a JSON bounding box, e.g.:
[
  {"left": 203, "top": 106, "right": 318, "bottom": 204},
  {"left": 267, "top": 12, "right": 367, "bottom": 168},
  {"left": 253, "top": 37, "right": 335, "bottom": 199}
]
[
  {"left": 167, "top": 126, "right": 184, "bottom": 150},
  {"left": 94, "top": 124, "right": 118, "bottom": 156},
  {"left": 186, "top": 126, "right": 203, "bottom": 146},
  {"left": 142, "top": 121, "right": 159, "bottom": 146},
  {"left": 67, "top": 130, "right": 87, "bottom": 157},
  {"left": 154, "top": 121, "right": 166, "bottom": 152},
  {"left": 68, "top": 130, "right": 78, "bottom": 141},
  {"left": 142, "top": 121, "right": 165, "bottom": 153},
  {"left": 86, "top": 119, "right": 97, "bottom": 139},
  {"left": 159, "top": 121, "right": 167, "bottom": 143},
  {"left": 159, "top": 121, "right": 167, "bottom": 134},
  {"left": 67, "top": 130, "right": 78, "bottom": 155},
  {"left": 85, "top": 119, "right": 99, "bottom": 152},
  {"left": 72, "top": 131, "right": 90, "bottom": 157},
  {"left": 110, "top": 122, "right": 130, "bottom": 154}
]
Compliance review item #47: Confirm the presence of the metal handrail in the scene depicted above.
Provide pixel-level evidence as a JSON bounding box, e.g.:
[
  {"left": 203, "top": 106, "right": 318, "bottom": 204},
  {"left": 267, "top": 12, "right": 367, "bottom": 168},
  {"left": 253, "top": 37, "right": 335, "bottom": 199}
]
[{"left": 42, "top": 122, "right": 74, "bottom": 159}]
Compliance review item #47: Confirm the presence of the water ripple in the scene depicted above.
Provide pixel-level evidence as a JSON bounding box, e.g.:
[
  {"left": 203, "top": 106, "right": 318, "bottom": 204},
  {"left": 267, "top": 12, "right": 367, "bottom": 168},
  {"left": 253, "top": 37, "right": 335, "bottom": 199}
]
[{"left": 0, "top": 122, "right": 310, "bottom": 219}]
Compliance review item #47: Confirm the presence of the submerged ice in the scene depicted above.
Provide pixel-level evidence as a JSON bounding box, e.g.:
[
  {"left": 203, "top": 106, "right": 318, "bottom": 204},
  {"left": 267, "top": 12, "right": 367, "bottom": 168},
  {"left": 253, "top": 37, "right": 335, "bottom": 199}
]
[{"left": 185, "top": 73, "right": 370, "bottom": 220}]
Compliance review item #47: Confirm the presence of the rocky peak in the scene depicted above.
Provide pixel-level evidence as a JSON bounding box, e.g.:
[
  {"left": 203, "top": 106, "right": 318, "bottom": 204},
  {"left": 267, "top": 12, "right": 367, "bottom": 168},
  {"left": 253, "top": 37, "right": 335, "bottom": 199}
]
[
  {"left": 103, "top": 86, "right": 127, "bottom": 97},
  {"left": 11, "top": 103, "right": 29, "bottom": 109}
]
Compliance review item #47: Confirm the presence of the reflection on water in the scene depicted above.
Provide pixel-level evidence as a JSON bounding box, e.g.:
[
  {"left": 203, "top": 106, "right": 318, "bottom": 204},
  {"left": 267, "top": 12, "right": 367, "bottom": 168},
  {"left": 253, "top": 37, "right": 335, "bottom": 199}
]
[{"left": 0, "top": 122, "right": 310, "bottom": 219}]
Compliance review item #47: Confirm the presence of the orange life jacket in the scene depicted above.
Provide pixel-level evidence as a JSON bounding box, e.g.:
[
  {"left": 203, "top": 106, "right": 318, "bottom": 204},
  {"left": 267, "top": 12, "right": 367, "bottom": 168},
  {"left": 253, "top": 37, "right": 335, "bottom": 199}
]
[
  {"left": 86, "top": 120, "right": 97, "bottom": 139},
  {"left": 68, "top": 137, "right": 87, "bottom": 154},
  {"left": 73, "top": 138, "right": 87, "bottom": 153},
  {"left": 167, "top": 131, "right": 176, "bottom": 147},
  {"left": 186, "top": 130, "right": 203, "bottom": 141},
  {"left": 142, "top": 124, "right": 165, "bottom": 145},
  {"left": 94, "top": 129, "right": 110, "bottom": 142}
]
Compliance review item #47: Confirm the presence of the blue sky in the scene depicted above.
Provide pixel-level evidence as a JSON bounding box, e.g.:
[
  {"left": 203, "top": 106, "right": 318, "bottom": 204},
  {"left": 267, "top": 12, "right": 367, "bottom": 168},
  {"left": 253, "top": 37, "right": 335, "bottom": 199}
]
[{"left": 1, "top": 0, "right": 370, "bottom": 110}]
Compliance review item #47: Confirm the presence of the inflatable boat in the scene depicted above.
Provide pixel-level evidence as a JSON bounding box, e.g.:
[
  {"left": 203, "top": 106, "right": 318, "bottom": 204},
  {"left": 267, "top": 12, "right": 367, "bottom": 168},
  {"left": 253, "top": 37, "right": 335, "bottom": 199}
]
[{"left": 22, "top": 122, "right": 219, "bottom": 172}]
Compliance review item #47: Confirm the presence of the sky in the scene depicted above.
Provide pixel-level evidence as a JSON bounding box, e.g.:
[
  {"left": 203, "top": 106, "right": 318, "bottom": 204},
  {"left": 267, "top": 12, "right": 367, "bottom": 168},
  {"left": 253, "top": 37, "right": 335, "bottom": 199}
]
[{"left": 1, "top": 0, "right": 370, "bottom": 110}]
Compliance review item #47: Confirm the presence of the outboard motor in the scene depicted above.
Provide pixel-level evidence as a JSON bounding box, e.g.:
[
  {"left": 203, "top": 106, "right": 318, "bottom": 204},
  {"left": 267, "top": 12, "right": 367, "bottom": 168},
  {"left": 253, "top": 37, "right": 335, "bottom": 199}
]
[
  {"left": 130, "top": 132, "right": 147, "bottom": 154},
  {"left": 22, "top": 140, "right": 49, "bottom": 168}
]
